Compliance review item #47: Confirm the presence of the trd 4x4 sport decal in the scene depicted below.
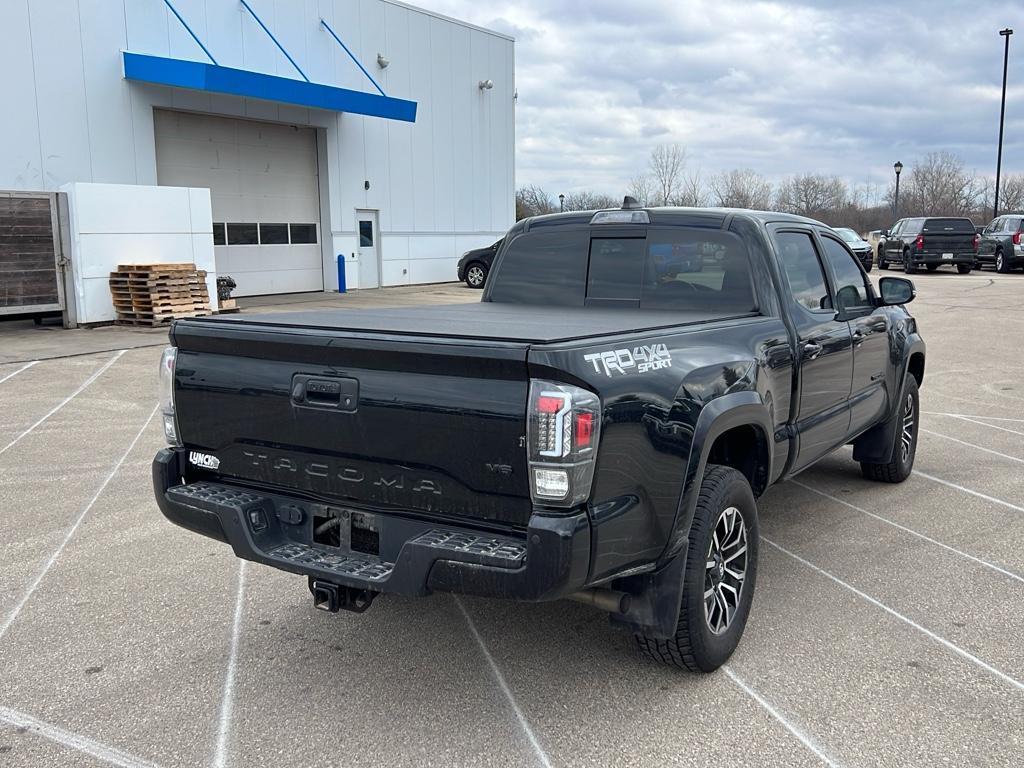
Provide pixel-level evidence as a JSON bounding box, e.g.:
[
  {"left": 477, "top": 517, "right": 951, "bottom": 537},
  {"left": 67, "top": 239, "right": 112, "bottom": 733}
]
[{"left": 584, "top": 344, "right": 673, "bottom": 377}]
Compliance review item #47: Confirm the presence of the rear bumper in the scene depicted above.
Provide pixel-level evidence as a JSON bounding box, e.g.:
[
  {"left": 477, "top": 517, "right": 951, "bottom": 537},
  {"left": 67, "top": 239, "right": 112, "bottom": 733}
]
[
  {"left": 907, "top": 251, "right": 976, "bottom": 266},
  {"left": 152, "top": 449, "right": 590, "bottom": 602}
]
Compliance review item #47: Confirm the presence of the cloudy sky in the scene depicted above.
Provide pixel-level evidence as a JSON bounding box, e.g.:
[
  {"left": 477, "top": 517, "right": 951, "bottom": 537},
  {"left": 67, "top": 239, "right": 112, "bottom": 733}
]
[{"left": 422, "top": 0, "right": 1020, "bottom": 200}]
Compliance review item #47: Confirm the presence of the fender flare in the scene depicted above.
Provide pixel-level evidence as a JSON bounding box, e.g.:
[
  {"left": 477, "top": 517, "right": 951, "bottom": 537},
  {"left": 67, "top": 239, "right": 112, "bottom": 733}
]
[{"left": 664, "top": 390, "right": 773, "bottom": 564}]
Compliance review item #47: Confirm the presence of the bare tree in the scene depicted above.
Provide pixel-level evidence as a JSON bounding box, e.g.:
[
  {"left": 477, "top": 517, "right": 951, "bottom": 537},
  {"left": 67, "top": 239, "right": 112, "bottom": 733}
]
[
  {"left": 649, "top": 144, "right": 687, "bottom": 206},
  {"left": 708, "top": 169, "right": 773, "bottom": 209},
  {"left": 562, "top": 191, "right": 618, "bottom": 211},
  {"left": 889, "top": 152, "right": 983, "bottom": 217},
  {"left": 515, "top": 185, "right": 555, "bottom": 220},
  {"left": 674, "top": 170, "right": 707, "bottom": 207},
  {"left": 998, "top": 174, "right": 1024, "bottom": 213},
  {"left": 775, "top": 174, "right": 848, "bottom": 218},
  {"left": 627, "top": 174, "right": 656, "bottom": 206}
]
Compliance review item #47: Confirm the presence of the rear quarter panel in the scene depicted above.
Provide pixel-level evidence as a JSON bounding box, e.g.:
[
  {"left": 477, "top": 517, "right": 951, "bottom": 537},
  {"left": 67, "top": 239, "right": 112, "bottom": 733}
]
[{"left": 529, "top": 315, "right": 793, "bottom": 584}]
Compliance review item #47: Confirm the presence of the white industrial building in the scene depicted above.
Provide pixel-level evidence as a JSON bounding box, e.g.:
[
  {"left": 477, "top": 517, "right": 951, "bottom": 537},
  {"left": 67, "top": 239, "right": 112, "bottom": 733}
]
[{"left": 0, "top": 0, "right": 514, "bottom": 322}]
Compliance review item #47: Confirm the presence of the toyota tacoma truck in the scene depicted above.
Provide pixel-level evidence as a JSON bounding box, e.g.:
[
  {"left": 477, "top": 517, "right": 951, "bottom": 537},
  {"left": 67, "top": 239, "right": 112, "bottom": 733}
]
[{"left": 153, "top": 200, "right": 925, "bottom": 672}]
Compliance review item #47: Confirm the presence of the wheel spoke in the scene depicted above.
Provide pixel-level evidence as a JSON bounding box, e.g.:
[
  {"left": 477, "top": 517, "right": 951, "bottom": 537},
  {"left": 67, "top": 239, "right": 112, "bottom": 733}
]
[
  {"left": 724, "top": 545, "right": 747, "bottom": 563},
  {"left": 724, "top": 567, "right": 745, "bottom": 582}
]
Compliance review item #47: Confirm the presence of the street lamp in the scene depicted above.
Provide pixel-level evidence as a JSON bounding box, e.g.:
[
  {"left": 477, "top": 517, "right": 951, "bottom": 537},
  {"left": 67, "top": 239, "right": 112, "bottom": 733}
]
[
  {"left": 994, "top": 28, "right": 1013, "bottom": 218},
  {"left": 893, "top": 161, "right": 903, "bottom": 219},
  {"left": 559, "top": 193, "right": 565, "bottom": 212}
]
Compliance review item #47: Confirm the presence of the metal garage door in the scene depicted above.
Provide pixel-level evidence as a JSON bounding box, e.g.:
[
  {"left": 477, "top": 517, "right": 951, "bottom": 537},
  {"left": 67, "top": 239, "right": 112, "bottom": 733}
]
[{"left": 154, "top": 110, "right": 323, "bottom": 297}]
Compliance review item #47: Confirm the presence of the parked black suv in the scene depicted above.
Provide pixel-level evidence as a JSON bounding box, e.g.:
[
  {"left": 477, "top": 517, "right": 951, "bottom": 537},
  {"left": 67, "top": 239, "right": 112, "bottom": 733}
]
[
  {"left": 833, "top": 227, "right": 873, "bottom": 271},
  {"left": 457, "top": 238, "right": 503, "bottom": 288},
  {"left": 977, "top": 214, "right": 1024, "bottom": 273},
  {"left": 878, "top": 217, "right": 978, "bottom": 273}
]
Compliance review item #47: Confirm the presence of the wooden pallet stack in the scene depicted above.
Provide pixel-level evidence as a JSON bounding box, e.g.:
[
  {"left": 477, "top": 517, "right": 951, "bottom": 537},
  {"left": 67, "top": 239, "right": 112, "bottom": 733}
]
[{"left": 109, "top": 263, "right": 212, "bottom": 326}]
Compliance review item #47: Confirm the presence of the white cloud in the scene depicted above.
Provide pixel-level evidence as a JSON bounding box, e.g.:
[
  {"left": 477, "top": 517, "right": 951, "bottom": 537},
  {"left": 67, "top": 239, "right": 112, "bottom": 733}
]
[{"left": 422, "top": 0, "right": 1022, "bottom": 195}]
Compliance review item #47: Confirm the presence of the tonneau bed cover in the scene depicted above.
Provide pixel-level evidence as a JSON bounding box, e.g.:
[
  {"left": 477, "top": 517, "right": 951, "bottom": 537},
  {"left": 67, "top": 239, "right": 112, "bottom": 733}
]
[{"left": 186, "top": 302, "right": 760, "bottom": 344}]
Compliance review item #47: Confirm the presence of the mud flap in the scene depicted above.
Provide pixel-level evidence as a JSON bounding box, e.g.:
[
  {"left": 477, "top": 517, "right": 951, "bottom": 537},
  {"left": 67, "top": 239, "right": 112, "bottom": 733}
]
[{"left": 607, "top": 549, "right": 688, "bottom": 640}]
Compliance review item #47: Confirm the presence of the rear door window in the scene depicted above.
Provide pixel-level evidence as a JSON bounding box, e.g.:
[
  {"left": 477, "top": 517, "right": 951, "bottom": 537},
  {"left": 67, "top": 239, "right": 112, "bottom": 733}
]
[{"left": 774, "top": 232, "right": 832, "bottom": 312}]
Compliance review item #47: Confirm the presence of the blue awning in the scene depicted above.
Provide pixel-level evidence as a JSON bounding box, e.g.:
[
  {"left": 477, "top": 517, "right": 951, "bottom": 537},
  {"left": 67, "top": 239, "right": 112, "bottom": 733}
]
[{"left": 122, "top": 52, "right": 417, "bottom": 123}]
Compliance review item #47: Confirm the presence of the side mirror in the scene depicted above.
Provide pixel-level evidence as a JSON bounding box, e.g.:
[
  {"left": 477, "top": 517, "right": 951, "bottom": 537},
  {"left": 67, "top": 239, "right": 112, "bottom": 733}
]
[
  {"left": 878, "top": 276, "right": 915, "bottom": 306},
  {"left": 881, "top": 229, "right": 890, "bottom": 238}
]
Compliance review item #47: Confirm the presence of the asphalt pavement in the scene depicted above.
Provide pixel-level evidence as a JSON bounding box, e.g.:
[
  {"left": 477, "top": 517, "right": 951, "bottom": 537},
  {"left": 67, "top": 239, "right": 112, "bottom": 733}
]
[{"left": 0, "top": 271, "right": 1022, "bottom": 767}]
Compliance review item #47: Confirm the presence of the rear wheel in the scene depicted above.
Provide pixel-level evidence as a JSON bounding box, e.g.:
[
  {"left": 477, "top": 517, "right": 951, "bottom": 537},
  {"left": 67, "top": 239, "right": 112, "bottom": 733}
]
[
  {"left": 634, "top": 465, "right": 758, "bottom": 672},
  {"left": 902, "top": 249, "right": 917, "bottom": 274},
  {"left": 996, "top": 250, "right": 1010, "bottom": 274},
  {"left": 465, "top": 262, "right": 488, "bottom": 289},
  {"left": 878, "top": 249, "right": 888, "bottom": 270},
  {"left": 861, "top": 376, "right": 919, "bottom": 483},
  {"left": 956, "top": 264, "right": 972, "bottom": 274}
]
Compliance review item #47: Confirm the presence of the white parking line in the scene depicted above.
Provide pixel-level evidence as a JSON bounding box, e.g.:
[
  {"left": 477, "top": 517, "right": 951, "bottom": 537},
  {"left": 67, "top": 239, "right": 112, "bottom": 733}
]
[
  {"left": 935, "top": 414, "right": 1024, "bottom": 437},
  {"left": 920, "top": 428, "right": 1024, "bottom": 465},
  {"left": 0, "top": 350, "right": 125, "bottom": 456},
  {"left": 0, "top": 360, "right": 38, "bottom": 385},
  {"left": 762, "top": 537, "right": 1024, "bottom": 693},
  {"left": 212, "top": 561, "right": 247, "bottom": 768},
  {"left": 0, "top": 403, "right": 158, "bottom": 643},
  {"left": 923, "top": 411, "right": 1024, "bottom": 424},
  {"left": 723, "top": 667, "right": 841, "bottom": 768},
  {"left": 0, "top": 704, "right": 164, "bottom": 768},
  {"left": 790, "top": 481, "right": 1024, "bottom": 584},
  {"left": 913, "top": 471, "right": 1024, "bottom": 514},
  {"left": 455, "top": 597, "right": 553, "bottom": 768}
]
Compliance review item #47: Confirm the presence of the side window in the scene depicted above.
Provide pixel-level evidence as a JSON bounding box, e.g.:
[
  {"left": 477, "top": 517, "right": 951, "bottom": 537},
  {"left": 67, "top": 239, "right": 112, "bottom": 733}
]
[
  {"left": 820, "top": 236, "right": 873, "bottom": 316},
  {"left": 775, "top": 232, "right": 832, "bottom": 312},
  {"left": 1011, "top": 218, "right": 1023, "bottom": 233},
  {"left": 890, "top": 221, "right": 903, "bottom": 236},
  {"left": 986, "top": 218, "right": 1001, "bottom": 234}
]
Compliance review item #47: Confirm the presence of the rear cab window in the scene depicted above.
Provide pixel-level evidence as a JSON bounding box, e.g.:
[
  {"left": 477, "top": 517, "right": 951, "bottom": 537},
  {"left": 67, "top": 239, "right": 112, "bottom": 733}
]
[
  {"left": 488, "top": 223, "right": 758, "bottom": 316},
  {"left": 922, "top": 218, "right": 975, "bottom": 233}
]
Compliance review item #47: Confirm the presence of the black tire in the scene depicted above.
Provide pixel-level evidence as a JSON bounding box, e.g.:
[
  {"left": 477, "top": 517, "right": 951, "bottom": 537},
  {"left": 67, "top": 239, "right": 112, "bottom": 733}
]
[
  {"left": 634, "top": 465, "right": 759, "bottom": 672},
  {"left": 861, "top": 376, "right": 919, "bottom": 483},
  {"left": 996, "top": 249, "right": 1010, "bottom": 274},
  {"left": 902, "top": 249, "right": 917, "bottom": 274},
  {"left": 878, "top": 248, "right": 888, "bottom": 270},
  {"left": 464, "top": 262, "right": 488, "bottom": 289},
  {"left": 863, "top": 261, "right": 873, "bottom": 273},
  {"left": 956, "top": 264, "right": 972, "bottom": 274}
]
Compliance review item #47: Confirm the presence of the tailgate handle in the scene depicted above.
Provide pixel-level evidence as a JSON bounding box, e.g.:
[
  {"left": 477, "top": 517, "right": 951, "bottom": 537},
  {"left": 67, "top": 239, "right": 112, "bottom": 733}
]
[{"left": 291, "top": 375, "right": 358, "bottom": 412}]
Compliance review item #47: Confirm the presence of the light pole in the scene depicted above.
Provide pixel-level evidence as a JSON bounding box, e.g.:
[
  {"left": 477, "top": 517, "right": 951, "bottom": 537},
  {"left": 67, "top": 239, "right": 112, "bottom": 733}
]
[
  {"left": 994, "top": 28, "right": 1013, "bottom": 218},
  {"left": 558, "top": 193, "right": 565, "bottom": 212},
  {"left": 893, "top": 161, "right": 903, "bottom": 219}
]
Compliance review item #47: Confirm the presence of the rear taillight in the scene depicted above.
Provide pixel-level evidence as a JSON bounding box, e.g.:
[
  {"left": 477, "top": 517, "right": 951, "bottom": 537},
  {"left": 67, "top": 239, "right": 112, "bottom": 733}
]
[
  {"left": 1013, "top": 232, "right": 1021, "bottom": 246},
  {"left": 973, "top": 234, "right": 980, "bottom": 251},
  {"left": 915, "top": 235, "right": 924, "bottom": 251},
  {"left": 527, "top": 380, "right": 601, "bottom": 507},
  {"left": 159, "top": 346, "right": 181, "bottom": 447}
]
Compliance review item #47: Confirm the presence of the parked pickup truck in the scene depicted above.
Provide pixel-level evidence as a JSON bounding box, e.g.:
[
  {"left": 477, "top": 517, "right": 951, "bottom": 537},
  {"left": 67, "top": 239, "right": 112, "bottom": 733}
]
[
  {"left": 878, "top": 217, "right": 978, "bottom": 273},
  {"left": 153, "top": 201, "right": 925, "bottom": 672}
]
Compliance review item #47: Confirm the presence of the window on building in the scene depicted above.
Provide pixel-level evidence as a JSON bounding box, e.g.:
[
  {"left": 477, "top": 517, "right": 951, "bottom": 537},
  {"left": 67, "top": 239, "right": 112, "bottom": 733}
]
[
  {"left": 358, "top": 221, "right": 374, "bottom": 247},
  {"left": 259, "top": 223, "right": 289, "bottom": 245},
  {"left": 226, "top": 223, "right": 258, "bottom": 245},
  {"left": 290, "top": 223, "right": 318, "bottom": 244},
  {"left": 213, "top": 223, "right": 226, "bottom": 246}
]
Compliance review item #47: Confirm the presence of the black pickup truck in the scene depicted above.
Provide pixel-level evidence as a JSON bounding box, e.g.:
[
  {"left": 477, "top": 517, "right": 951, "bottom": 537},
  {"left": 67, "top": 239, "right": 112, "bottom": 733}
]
[
  {"left": 153, "top": 201, "right": 925, "bottom": 672},
  {"left": 878, "top": 217, "right": 978, "bottom": 273}
]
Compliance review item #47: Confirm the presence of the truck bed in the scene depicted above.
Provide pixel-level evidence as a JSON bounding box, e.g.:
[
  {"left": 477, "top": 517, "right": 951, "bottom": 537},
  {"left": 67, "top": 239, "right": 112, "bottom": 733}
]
[{"left": 191, "top": 302, "right": 760, "bottom": 344}]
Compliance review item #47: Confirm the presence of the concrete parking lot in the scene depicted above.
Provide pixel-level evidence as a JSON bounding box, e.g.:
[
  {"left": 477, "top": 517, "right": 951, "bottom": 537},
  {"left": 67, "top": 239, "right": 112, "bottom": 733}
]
[{"left": 1, "top": 273, "right": 1022, "bottom": 767}]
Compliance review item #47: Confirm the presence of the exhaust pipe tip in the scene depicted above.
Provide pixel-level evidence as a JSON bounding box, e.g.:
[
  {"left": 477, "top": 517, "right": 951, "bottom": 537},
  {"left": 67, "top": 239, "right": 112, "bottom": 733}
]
[{"left": 568, "top": 588, "right": 631, "bottom": 614}]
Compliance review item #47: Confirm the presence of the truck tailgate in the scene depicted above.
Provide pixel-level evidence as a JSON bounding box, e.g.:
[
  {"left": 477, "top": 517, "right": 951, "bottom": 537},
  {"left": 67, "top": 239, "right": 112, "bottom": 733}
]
[{"left": 171, "top": 321, "right": 533, "bottom": 527}]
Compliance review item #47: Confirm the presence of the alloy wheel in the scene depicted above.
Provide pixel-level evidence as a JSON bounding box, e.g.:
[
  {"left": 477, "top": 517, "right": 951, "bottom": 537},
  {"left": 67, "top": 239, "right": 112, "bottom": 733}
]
[
  {"left": 467, "top": 265, "right": 485, "bottom": 287},
  {"left": 704, "top": 506, "right": 748, "bottom": 635},
  {"left": 997, "top": 252, "right": 1004, "bottom": 272},
  {"left": 901, "top": 390, "right": 916, "bottom": 463}
]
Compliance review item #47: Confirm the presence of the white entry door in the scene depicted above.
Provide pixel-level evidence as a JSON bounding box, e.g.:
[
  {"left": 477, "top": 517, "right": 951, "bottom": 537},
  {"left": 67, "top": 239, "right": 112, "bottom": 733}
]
[{"left": 356, "top": 211, "right": 380, "bottom": 289}]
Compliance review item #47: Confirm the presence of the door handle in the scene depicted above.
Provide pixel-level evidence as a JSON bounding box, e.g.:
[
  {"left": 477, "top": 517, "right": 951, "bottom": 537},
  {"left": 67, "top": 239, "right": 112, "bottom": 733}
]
[
  {"left": 851, "top": 329, "right": 864, "bottom": 347},
  {"left": 803, "top": 342, "right": 823, "bottom": 360}
]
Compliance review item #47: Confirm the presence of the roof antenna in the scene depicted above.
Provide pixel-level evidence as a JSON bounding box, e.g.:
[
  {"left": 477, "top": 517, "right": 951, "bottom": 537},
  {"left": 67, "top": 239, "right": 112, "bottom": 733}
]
[{"left": 621, "top": 196, "right": 641, "bottom": 210}]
